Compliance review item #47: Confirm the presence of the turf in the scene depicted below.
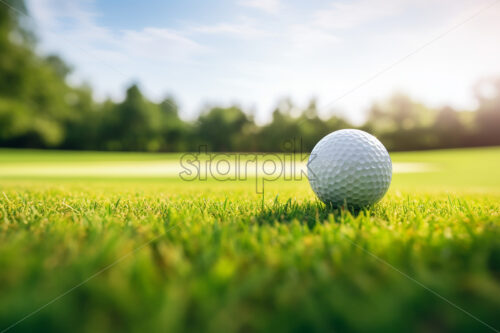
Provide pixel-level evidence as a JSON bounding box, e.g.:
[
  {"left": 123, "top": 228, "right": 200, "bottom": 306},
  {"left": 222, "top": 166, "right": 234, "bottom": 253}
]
[{"left": 0, "top": 147, "right": 499, "bottom": 332}]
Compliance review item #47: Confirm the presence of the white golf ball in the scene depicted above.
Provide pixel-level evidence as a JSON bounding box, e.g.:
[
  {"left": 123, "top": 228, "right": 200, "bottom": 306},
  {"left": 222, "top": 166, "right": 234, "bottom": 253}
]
[{"left": 307, "top": 129, "right": 392, "bottom": 208}]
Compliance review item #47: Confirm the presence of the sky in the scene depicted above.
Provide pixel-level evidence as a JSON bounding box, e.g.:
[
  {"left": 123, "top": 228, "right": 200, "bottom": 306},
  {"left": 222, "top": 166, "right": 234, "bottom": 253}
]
[{"left": 25, "top": 0, "right": 500, "bottom": 124}]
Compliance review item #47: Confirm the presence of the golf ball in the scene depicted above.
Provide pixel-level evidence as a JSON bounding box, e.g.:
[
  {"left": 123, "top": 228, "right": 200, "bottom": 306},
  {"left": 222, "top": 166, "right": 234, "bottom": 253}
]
[{"left": 307, "top": 129, "right": 392, "bottom": 208}]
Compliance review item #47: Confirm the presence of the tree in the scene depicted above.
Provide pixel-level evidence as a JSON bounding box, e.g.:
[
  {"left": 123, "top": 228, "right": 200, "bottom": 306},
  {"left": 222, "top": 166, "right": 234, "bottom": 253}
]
[
  {"left": 158, "top": 97, "right": 191, "bottom": 151},
  {"left": 365, "top": 94, "right": 437, "bottom": 150},
  {"left": 256, "top": 99, "right": 351, "bottom": 152},
  {"left": 433, "top": 106, "right": 466, "bottom": 148},
  {"left": 0, "top": 1, "right": 81, "bottom": 148},
  {"left": 196, "top": 106, "right": 252, "bottom": 151},
  {"left": 103, "top": 84, "right": 163, "bottom": 151},
  {"left": 474, "top": 78, "right": 500, "bottom": 146}
]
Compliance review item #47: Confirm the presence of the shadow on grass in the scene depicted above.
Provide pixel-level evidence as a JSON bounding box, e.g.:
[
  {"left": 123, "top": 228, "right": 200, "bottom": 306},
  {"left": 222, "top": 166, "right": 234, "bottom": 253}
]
[{"left": 255, "top": 198, "right": 366, "bottom": 227}]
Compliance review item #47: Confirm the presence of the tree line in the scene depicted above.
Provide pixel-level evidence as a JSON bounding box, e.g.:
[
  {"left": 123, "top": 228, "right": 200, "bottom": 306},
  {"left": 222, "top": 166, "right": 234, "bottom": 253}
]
[{"left": 1, "top": 1, "right": 500, "bottom": 153}]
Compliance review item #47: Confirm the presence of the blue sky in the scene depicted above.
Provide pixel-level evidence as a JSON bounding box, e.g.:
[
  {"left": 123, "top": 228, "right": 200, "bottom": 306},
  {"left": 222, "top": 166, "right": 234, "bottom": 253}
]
[{"left": 27, "top": 0, "right": 500, "bottom": 124}]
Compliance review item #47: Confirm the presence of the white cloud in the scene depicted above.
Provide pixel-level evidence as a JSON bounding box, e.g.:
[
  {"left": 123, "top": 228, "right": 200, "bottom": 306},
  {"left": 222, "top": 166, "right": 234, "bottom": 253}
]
[
  {"left": 121, "top": 28, "right": 204, "bottom": 61},
  {"left": 190, "top": 22, "right": 266, "bottom": 38},
  {"left": 239, "top": 0, "right": 281, "bottom": 14},
  {"left": 25, "top": 0, "right": 500, "bottom": 125},
  {"left": 26, "top": 0, "right": 207, "bottom": 102},
  {"left": 28, "top": 0, "right": 204, "bottom": 61},
  {"left": 28, "top": 0, "right": 96, "bottom": 29},
  {"left": 286, "top": 25, "right": 340, "bottom": 57},
  {"left": 314, "top": 0, "right": 401, "bottom": 30}
]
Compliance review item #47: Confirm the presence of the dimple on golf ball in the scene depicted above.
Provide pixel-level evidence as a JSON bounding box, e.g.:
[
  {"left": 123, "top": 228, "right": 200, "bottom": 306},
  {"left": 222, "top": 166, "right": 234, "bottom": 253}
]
[{"left": 307, "top": 129, "right": 392, "bottom": 208}]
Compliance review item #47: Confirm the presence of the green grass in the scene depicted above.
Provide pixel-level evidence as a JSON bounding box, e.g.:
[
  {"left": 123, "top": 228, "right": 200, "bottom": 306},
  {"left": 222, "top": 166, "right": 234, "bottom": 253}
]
[{"left": 0, "top": 147, "right": 500, "bottom": 332}]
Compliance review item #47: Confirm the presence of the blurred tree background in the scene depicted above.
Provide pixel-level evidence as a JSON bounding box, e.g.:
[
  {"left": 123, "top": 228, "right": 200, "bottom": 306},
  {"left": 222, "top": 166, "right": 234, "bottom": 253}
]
[{"left": 1, "top": 0, "right": 500, "bottom": 153}]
